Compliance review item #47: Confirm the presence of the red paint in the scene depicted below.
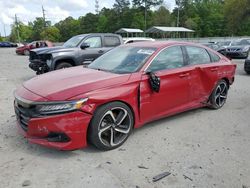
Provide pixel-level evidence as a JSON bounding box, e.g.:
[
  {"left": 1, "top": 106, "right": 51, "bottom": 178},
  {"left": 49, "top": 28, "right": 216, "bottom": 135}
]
[
  {"left": 15, "top": 41, "right": 236, "bottom": 150},
  {"left": 16, "top": 41, "right": 53, "bottom": 55}
]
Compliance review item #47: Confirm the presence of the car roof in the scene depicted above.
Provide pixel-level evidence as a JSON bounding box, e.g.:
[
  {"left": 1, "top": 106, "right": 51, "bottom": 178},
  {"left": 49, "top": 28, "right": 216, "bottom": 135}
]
[
  {"left": 123, "top": 40, "right": 207, "bottom": 49},
  {"left": 76, "top": 33, "right": 121, "bottom": 37}
]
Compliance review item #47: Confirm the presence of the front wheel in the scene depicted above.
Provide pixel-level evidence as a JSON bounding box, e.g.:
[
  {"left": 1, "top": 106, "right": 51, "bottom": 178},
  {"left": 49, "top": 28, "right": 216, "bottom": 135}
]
[
  {"left": 55, "top": 62, "right": 72, "bottom": 70},
  {"left": 209, "top": 80, "right": 228, "bottom": 109},
  {"left": 88, "top": 102, "right": 134, "bottom": 150}
]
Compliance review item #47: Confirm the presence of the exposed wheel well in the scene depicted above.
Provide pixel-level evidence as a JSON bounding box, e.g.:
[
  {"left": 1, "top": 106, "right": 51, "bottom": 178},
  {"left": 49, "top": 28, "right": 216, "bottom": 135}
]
[{"left": 54, "top": 59, "right": 75, "bottom": 69}]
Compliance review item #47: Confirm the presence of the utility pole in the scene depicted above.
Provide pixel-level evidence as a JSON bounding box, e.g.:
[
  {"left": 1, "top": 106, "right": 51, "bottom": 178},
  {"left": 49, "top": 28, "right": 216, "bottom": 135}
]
[
  {"left": 15, "top": 14, "right": 20, "bottom": 43},
  {"left": 95, "top": 0, "right": 99, "bottom": 14},
  {"left": 3, "top": 24, "right": 6, "bottom": 38},
  {"left": 144, "top": 0, "right": 147, "bottom": 37},
  {"left": 42, "top": 6, "right": 47, "bottom": 39}
]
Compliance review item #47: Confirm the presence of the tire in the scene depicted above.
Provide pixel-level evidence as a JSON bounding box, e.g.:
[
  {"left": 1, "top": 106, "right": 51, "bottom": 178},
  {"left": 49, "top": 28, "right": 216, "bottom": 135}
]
[
  {"left": 88, "top": 102, "right": 134, "bottom": 150},
  {"left": 209, "top": 80, "right": 228, "bottom": 109},
  {"left": 55, "top": 62, "right": 72, "bottom": 70},
  {"left": 24, "top": 50, "right": 29, "bottom": 56},
  {"left": 245, "top": 71, "right": 250, "bottom": 74}
]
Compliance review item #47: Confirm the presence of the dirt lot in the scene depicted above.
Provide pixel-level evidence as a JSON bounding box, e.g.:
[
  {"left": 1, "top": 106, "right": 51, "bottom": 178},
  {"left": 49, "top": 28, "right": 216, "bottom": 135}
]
[{"left": 0, "top": 48, "right": 250, "bottom": 188}]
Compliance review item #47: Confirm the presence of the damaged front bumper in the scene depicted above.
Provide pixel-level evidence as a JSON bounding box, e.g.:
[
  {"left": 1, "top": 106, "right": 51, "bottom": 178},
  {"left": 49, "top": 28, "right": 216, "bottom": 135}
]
[{"left": 29, "top": 60, "right": 50, "bottom": 74}]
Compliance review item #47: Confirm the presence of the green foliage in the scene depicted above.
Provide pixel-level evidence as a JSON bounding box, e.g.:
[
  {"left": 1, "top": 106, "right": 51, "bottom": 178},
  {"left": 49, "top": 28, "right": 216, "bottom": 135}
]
[
  {"left": 40, "top": 26, "right": 61, "bottom": 42},
  {"left": 6, "top": 0, "right": 250, "bottom": 42}
]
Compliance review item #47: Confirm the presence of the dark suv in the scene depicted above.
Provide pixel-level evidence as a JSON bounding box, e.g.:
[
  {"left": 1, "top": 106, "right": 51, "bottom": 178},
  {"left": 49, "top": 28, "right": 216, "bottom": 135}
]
[{"left": 29, "top": 33, "right": 123, "bottom": 74}]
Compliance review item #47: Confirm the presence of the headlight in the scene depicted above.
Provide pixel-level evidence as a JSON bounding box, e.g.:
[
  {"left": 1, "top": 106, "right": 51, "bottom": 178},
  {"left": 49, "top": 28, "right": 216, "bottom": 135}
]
[
  {"left": 36, "top": 98, "right": 88, "bottom": 115},
  {"left": 242, "top": 46, "right": 249, "bottom": 52}
]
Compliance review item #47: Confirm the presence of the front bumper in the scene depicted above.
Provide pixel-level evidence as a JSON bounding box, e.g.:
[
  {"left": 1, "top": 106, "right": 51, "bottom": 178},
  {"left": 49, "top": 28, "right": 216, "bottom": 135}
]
[
  {"left": 15, "top": 109, "right": 92, "bottom": 150},
  {"left": 29, "top": 60, "right": 50, "bottom": 74},
  {"left": 224, "top": 51, "right": 249, "bottom": 58}
]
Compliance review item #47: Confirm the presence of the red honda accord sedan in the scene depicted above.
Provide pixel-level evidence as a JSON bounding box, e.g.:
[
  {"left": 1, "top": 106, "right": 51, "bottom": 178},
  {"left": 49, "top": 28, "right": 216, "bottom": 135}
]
[{"left": 14, "top": 41, "right": 236, "bottom": 150}]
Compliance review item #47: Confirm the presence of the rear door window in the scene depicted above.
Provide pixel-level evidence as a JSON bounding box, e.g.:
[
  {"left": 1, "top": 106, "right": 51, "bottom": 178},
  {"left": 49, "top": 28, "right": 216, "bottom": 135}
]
[
  {"left": 186, "top": 46, "right": 211, "bottom": 65},
  {"left": 104, "top": 36, "right": 121, "bottom": 47}
]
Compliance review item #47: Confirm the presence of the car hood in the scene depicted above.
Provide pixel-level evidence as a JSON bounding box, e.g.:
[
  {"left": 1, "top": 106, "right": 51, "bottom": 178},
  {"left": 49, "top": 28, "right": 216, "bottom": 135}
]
[
  {"left": 227, "top": 45, "right": 250, "bottom": 49},
  {"left": 31, "top": 46, "right": 77, "bottom": 54},
  {"left": 22, "top": 67, "right": 131, "bottom": 101}
]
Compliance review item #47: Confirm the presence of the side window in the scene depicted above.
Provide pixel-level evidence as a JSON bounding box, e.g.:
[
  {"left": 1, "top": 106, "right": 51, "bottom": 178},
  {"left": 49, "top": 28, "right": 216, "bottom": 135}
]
[
  {"left": 148, "top": 46, "right": 184, "bottom": 72},
  {"left": 104, "top": 36, "right": 120, "bottom": 47},
  {"left": 186, "top": 46, "right": 211, "bottom": 65},
  {"left": 208, "top": 51, "right": 220, "bottom": 62},
  {"left": 84, "top": 37, "right": 102, "bottom": 48}
]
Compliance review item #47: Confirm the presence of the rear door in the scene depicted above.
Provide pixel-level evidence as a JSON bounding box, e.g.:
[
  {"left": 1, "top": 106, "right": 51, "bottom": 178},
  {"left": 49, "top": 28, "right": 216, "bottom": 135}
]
[
  {"left": 140, "top": 46, "right": 192, "bottom": 122},
  {"left": 184, "top": 45, "right": 221, "bottom": 102},
  {"left": 102, "top": 35, "right": 121, "bottom": 53}
]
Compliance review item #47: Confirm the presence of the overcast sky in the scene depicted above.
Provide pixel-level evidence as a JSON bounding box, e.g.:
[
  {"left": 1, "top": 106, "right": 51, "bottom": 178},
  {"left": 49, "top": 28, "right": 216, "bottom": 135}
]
[{"left": 0, "top": 0, "right": 176, "bottom": 36}]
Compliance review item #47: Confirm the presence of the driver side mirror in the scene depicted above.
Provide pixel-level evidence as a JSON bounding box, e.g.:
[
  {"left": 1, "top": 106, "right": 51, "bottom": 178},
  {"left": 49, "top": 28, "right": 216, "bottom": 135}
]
[
  {"left": 147, "top": 72, "right": 160, "bottom": 93},
  {"left": 80, "top": 42, "right": 90, "bottom": 49}
]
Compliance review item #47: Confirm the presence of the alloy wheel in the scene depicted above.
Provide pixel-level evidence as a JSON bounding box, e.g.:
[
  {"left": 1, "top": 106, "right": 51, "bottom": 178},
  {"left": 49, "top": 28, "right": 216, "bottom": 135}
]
[
  {"left": 98, "top": 107, "right": 132, "bottom": 147},
  {"left": 214, "top": 82, "right": 228, "bottom": 107}
]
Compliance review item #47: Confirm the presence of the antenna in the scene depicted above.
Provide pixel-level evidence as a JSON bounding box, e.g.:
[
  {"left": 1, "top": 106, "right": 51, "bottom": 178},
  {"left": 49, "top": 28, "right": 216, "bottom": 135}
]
[{"left": 95, "top": 0, "right": 99, "bottom": 14}]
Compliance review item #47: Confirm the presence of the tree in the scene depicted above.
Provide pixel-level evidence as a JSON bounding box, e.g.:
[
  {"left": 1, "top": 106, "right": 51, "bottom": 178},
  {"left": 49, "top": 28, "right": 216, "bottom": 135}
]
[
  {"left": 132, "top": 0, "right": 164, "bottom": 9},
  {"left": 113, "top": 0, "right": 130, "bottom": 12},
  {"left": 55, "top": 17, "right": 80, "bottom": 41},
  {"left": 78, "top": 13, "right": 99, "bottom": 33},
  {"left": 31, "top": 17, "right": 51, "bottom": 40},
  {"left": 153, "top": 6, "right": 171, "bottom": 26},
  {"left": 40, "top": 26, "right": 61, "bottom": 42},
  {"left": 224, "top": 0, "right": 250, "bottom": 35}
]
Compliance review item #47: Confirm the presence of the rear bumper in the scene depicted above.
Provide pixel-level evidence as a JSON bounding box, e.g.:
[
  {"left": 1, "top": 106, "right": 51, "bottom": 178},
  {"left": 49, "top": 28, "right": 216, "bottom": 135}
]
[{"left": 16, "top": 111, "right": 92, "bottom": 150}]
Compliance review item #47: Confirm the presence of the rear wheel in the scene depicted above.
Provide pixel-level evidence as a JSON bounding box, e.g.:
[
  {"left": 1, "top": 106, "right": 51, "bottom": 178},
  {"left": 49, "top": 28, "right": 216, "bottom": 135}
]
[
  {"left": 55, "top": 62, "right": 72, "bottom": 70},
  {"left": 209, "top": 80, "right": 228, "bottom": 109},
  {"left": 24, "top": 50, "right": 29, "bottom": 56},
  {"left": 245, "top": 71, "right": 250, "bottom": 74},
  {"left": 88, "top": 102, "right": 134, "bottom": 150}
]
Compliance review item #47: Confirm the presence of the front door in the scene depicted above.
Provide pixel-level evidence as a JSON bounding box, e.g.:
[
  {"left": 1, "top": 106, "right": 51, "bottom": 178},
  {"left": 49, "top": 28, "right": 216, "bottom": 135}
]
[
  {"left": 79, "top": 36, "right": 103, "bottom": 65},
  {"left": 140, "top": 46, "right": 191, "bottom": 123}
]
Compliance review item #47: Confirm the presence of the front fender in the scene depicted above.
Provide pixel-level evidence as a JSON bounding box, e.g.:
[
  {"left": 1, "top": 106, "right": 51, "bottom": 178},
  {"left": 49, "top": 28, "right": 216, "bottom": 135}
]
[{"left": 69, "top": 82, "right": 142, "bottom": 128}]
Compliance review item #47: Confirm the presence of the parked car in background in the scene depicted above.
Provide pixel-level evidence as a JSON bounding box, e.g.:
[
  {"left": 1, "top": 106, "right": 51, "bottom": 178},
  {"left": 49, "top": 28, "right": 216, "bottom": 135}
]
[
  {"left": 123, "top": 37, "right": 155, "bottom": 44},
  {"left": 217, "top": 39, "right": 250, "bottom": 59},
  {"left": 244, "top": 57, "right": 250, "bottom": 74},
  {"left": 14, "top": 41, "right": 236, "bottom": 150},
  {"left": 202, "top": 43, "right": 220, "bottom": 51},
  {"left": 0, "top": 42, "right": 17, "bottom": 47},
  {"left": 16, "top": 41, "right": 53, "bottom": 55},
  {"left": 29, "top": 33, "right": 123, "bottom": 74}
]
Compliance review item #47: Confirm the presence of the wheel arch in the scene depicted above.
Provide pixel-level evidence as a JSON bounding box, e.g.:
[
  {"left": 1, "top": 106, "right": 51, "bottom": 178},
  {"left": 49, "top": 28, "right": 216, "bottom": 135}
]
[
  {"left": 52, "top": 57, "right": 76, "bottom": 70},
  {"left": 90, "top": 99, "right": 136, "bottom": 127}
]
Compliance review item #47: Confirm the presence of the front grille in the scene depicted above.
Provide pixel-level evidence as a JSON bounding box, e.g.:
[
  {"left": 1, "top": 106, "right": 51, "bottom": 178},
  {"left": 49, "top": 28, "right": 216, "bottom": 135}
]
[
  {"left": 14, "top": 99, "right": 37, "bottom": 132},
  {"left": 29, "top": 51, "right": 38, "bottom": 61},
  {"left": 15, "top": 106, "right": 30, "bottom": 131}
]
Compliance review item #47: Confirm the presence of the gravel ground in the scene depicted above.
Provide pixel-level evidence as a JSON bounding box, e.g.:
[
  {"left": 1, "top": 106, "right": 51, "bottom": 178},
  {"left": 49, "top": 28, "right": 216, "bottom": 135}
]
[{"left": 0, "top": 48, "right": 249, "bottom": 188}]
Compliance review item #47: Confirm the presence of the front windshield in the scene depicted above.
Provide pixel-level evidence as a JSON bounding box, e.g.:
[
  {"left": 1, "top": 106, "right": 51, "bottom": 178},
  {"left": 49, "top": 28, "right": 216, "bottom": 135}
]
[
  {"left": 88, "top": 46, "right": 156, "bottom": 74},
  {"left": 63, "top": 35, "right": 85, "bottom": 48}
]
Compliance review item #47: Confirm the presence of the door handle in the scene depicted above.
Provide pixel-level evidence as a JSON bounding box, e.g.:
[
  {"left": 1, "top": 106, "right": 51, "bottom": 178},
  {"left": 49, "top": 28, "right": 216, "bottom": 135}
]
[
  {"left": 179, "top": 73, "right": 190, "bottom": 78},
  {"left": 98, "top": 50, "right": 104, "bottom": 53},
  {"left": 210, "top": 67, "right": 219, "bottom": 72}
]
